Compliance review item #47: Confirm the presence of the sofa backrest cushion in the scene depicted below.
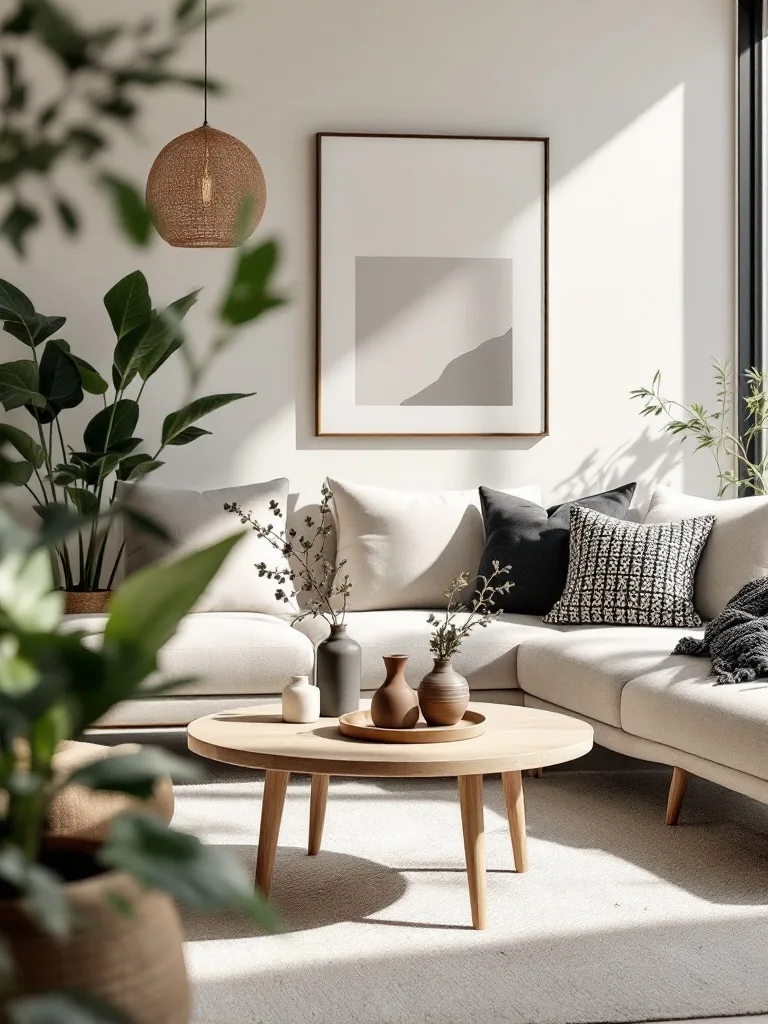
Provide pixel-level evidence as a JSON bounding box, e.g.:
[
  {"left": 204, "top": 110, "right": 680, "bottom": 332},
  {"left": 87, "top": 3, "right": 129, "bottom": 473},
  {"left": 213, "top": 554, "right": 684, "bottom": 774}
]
[
  {"left": 327, "top": 477, "right": 541, "bottom": 611},
  {"left": 119, "top": 478, "right": 298, "bottom": 615},
  {"left": 644, "top": 487, "right": 768, "bottom": 619},
  {"left": 477, "top": 482, "right": 637, "bottom": 615}
]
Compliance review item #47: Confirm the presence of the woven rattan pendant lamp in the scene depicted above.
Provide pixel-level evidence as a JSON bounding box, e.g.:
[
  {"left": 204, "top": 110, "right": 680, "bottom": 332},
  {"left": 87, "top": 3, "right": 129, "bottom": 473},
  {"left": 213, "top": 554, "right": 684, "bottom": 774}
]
[{"left": 146, "top": 0, "right": 266, "bottom": 247}]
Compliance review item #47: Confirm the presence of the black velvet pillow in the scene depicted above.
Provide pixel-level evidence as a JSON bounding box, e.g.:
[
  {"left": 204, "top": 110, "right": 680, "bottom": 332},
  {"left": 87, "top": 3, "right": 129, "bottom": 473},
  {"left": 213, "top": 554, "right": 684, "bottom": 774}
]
[{"left": 476, "top": 482, "right": 637, "bottom": 615}]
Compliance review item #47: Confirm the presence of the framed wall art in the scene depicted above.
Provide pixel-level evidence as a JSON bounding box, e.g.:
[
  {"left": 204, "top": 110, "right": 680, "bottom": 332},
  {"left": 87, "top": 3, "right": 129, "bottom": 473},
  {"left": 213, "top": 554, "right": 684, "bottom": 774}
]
[{"left": 315, "top": 132, "right": 549, "bottom": 438}]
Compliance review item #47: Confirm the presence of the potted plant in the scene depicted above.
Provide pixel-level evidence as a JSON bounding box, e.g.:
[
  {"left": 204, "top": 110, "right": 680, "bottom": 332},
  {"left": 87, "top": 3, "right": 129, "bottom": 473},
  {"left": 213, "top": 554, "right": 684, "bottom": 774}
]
[
  {"left": 0, "top": 498, "right": 277, "bottom": 1023},
  {"left": 225, "top": 484, "right": 360, "bottom": 716},
  {"left": 0, "top": 239, "right": 284, "bottom": 613},
  {"left": 631, "top": 360, "right": 768, "bottom": 496},
  {"left": 419, "top": 562, "right": 513, "bottom": 726}
]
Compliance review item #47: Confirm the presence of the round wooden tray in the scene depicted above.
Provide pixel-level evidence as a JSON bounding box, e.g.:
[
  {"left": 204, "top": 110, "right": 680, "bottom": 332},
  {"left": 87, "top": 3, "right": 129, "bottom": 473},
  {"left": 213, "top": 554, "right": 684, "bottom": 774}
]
[{"left": 338, "top": 708, "right": 486, "bottom": 744}]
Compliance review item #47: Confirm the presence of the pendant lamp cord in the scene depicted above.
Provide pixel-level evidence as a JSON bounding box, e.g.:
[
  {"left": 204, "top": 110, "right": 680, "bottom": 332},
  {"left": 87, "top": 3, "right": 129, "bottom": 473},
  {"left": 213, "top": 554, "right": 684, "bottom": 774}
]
[{"left": 203, "top": 0, "right": 208, "bottom": 126}]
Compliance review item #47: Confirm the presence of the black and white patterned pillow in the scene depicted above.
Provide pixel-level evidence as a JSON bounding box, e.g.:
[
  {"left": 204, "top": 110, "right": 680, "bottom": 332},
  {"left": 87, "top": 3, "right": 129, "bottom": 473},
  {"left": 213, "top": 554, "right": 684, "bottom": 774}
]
[{"left": 543, "top": 506, "right": 715, "bottom": 627}]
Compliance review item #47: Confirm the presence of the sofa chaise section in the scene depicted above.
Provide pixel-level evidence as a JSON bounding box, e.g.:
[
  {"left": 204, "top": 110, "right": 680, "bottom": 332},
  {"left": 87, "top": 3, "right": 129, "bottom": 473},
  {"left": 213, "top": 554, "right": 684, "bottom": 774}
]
[{"left": 516, "top": 625, "right": 768, "bottom": 811}]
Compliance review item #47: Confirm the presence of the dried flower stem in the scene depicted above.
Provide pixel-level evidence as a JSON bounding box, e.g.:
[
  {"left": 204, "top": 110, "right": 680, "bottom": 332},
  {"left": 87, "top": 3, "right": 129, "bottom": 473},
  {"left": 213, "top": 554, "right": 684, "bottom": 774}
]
[
  {"left": 427, "top": 561, "right": 514, "bottom": 662},
  {"left": 224, "top": 484, "right": 351, "bottom": 626}
]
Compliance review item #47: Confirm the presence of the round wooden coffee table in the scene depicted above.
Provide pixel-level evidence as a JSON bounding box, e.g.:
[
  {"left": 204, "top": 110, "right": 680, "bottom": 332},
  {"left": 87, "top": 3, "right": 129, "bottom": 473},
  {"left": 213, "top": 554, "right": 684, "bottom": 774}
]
[{"left": 187, "top": 701, "right": 593, "bottom": 929}]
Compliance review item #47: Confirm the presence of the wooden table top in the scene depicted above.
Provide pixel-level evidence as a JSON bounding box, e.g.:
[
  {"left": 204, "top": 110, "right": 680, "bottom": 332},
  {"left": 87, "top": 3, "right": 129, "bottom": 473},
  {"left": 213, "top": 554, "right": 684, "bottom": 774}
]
[{"left": 187, "top": 702, "right": 594, "bottom": 778}]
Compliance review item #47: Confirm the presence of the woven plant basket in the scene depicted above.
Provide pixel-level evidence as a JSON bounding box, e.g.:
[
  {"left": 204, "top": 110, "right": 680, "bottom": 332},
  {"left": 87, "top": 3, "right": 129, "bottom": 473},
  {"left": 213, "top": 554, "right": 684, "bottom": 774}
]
[
  {"left": 63, "top": 590, "right": 112, "bottom": 615},
  {"left": 146, "top": 124, "right": 267, "bottom": 247},
  {"left": 0, "top": 852, "right": 190, "bottom": 1023}
]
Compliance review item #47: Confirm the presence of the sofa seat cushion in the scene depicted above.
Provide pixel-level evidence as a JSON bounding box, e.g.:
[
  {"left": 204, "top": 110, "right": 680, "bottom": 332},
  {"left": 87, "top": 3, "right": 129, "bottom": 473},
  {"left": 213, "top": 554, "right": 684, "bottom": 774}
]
[
  {"left": 295, "top": 611, "right": 564, "bottom": 690},
  {"left": 61, "top": 612, "right": 313, "bottom": 696},
  {"left": 517, "top": 626, "right": 705, "bottom": 727},
  {"left": 621, "top": 663, "right": 768, "bottom": 782}
]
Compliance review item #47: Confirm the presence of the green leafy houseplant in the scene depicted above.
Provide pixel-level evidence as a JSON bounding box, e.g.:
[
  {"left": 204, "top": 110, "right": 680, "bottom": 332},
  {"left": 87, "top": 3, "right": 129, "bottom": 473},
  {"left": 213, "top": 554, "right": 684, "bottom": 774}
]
[
  {"left": 0, "top": 495, "right": 277, "bottom": 1023},
  {"left": 631, "top": 360, "right": 768, "bottom": 496},
  {"left": 0, "top": 0, "right": 226, "bottom": 254},
  {"left": 224, "top": 484, "right": 353, "bottom": 626},
  {"left": 426, "top": 562, "right": 514, "bottom": 660},
  {"left": 0, "top": 239, "right": 284, "bottom": 596}
]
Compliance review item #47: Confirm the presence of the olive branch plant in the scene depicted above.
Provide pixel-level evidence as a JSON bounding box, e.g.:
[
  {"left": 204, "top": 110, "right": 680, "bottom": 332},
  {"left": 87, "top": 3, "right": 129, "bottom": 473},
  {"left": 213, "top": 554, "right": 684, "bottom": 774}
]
[
  {"left": 427, "top": 561, "right": 513, "bottom": 662},
  {"left": 224, "top": 483, "right": 352, "bottom": 626},
  {"left": 631, "top": 360, "right": 768, "bottom": 497}
]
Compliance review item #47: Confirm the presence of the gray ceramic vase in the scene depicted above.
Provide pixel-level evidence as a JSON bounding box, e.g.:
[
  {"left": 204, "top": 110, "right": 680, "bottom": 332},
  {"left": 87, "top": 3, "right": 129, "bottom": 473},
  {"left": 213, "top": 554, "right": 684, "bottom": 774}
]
[
  {"left": 418, "top": 658, "right": 470, "bottom": 726},
  {"left": 316, "top": 624, "right": 362, "bottom": 718}
]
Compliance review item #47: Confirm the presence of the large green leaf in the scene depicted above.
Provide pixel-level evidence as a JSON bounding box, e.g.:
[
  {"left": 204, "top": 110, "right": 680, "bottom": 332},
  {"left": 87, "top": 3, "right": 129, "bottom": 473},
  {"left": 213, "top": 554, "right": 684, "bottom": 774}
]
[
  {"left": 64, "top": 486, "right": 99, "bottom": 516},
  {"left": 138, "top": 289, "right": 200, "bottom": 381},
  {"left": 103, "top": 270, "right": 151, "bottom": 341},
  {"left": 66, "top": 747, "right": 201, "bottom": 798},
  {"left": 112, "top": 321, "right": 153, "bottom": 391},
  {"left": 99, "top": 813, "right": 278, "bottom": 927},
  {"left": 74, "top": 452, "right": 122, "bottom": 487},
  {"left": 161, "top": 393, "right": 254, "bottom": 448},
  {"left": 39, "top": 338, "right": 83, "bottom": 409},
  {"left": 0, "top": 457, "right": 33, "bottom": 485},
  {"left": 99, "top": 174, "right": 153, "bottom": 246},
  {"left": 70, "top": 354, "right": 108, "bottom": 395},
  {"left": 107, "top": 436, "right": 141, "bottom": 455},
  {"left": 0, "top": 846, "right": 71, "bottom": 939},
  {"left": 6, "top": 990, "right": 130, "bottom": 1024},
  {"left": 0, "top": 544, "right": 61, "bottom": 631},
  {"left": 115, "top": 454, "right": 163, "bottom": 482},
  {"left": 0, "top": 423, "right": 44, "bottom": 467},
  {"left": 0, "top": 359, "right": 45, "bottom": 410},
  {"left": 0, "top": 279, "right": 65, "bottom": 347},
  {"left": 105, "top": 533, "right": 240, "bottom": 656},
  {"left": 83, "top": 400, "right": 139, "bottom": 453},
  {"left": 3, "top": 312, "right": 65, "bottom": 347},
  {"left": 11, "top": 629, "right": 127, "bottom": 737},
  {"left": 165, "top": 425, "right": 211, "bottom": 447},
  {"left": 218, "top": 239, "right": 285, "bottom": 326}
]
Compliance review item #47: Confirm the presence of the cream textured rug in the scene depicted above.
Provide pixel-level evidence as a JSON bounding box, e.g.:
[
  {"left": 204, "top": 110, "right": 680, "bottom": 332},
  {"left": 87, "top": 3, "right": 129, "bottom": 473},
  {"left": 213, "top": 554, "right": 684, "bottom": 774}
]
[{"left": 172, "top": 766, "right": 768, "bottom": 1024}]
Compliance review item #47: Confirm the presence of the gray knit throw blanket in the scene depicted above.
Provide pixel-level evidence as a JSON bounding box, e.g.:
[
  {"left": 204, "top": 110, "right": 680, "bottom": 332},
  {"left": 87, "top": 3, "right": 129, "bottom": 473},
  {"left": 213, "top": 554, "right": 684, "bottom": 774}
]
[{"left": 673, "top": 576, "right": 768, "bottom": 684}]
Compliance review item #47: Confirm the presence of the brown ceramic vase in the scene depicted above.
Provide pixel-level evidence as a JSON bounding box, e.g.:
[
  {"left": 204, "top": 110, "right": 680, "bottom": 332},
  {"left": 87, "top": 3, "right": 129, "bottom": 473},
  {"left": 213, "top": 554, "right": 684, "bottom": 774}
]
[
  {"left": 0, "top": 842, "right": 190, "bottom": 1022},
  {"left": 418, "top": 658, "right": 470, "bottom": 727},
  {"left": 370, "top": 655, "right": 419, "bottom": 729},
  {"left": 63, "top": 590, "right": 112, "bottom": 615}
]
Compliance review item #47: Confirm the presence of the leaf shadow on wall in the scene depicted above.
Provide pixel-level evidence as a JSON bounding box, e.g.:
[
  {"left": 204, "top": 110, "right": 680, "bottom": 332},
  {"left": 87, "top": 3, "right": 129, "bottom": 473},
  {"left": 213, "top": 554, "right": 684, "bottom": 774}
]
[{"left": 549, "top": 428, "right": 682, "bottom": 509}]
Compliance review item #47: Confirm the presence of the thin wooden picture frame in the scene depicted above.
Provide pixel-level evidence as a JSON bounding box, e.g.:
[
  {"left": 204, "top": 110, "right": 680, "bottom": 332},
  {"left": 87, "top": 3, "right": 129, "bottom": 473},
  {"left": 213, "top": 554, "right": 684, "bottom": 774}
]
[{"left": 315, "top": 131, "right": 550, "bottom": 438}]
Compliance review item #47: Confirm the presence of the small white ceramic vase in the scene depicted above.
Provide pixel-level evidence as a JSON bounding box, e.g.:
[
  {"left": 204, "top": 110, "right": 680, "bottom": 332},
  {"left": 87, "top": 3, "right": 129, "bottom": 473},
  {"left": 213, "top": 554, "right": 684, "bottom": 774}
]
[{"left": 282, "top": 674, "right": 321, "bottom": 724}]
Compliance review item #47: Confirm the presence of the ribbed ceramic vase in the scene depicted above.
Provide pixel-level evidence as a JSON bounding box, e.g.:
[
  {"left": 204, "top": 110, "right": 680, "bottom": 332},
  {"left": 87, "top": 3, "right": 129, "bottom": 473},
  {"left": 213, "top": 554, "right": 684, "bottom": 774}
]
[
  {"left": 418, "top": 659, "right": 470, "bottom": 726},
  {"left": 315, "top": 624, "right": 361, "bottom": 717},
  {"left": 371, "top": 655, "right": 419, "bottom": 729}
]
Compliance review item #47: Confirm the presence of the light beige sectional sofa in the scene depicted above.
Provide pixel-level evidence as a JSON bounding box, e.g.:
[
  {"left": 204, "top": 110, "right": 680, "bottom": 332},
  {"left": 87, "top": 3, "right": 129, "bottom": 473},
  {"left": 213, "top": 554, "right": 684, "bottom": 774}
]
[{"left": 67, "top": 478, "right": 768, "bottom": 825}]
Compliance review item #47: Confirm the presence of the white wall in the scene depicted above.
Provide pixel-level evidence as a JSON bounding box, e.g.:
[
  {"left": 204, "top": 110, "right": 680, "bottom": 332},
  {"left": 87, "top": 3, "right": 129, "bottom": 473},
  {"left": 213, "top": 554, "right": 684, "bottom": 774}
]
[{"left": 1, "top": 0, "right": 735, "bottom": 507}]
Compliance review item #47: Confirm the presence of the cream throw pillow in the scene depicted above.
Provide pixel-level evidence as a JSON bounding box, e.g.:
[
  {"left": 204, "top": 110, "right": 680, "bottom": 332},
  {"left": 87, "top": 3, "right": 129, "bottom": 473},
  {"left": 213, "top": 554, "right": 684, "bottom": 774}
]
[
  {"left": 327, "top": 477, "right": 542, "bottom": 611},
  {"left": 643, "top": 486, "right": 768, "bottom": 619},
  {"left": 119, "top": 479, "right": 298, "bottom": 615}
]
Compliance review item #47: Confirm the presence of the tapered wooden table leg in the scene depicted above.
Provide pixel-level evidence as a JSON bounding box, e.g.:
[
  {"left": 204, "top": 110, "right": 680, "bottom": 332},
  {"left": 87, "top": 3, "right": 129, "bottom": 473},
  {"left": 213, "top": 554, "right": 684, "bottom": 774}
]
[
  {"left": 458, "top": 774, "right": 486, "bottom": 930},
  {"left": 255, "top": 769, "right": 290, "bottom": 896},
  {"left": 666, "top": 766, "right": 690, "bottom": 825},
  {"left": 308, "top": 774, "right": 330, "bottom": 855},
  {"left": 502, "top": 770, "right": 528, "bottom": 873}
]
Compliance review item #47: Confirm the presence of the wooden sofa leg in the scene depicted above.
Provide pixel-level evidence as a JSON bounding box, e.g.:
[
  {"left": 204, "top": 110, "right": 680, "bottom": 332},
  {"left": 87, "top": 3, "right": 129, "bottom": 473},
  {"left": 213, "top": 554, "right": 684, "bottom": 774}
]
[{"left": 665, "top": 767, "right": 690, "bottom": 826}]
